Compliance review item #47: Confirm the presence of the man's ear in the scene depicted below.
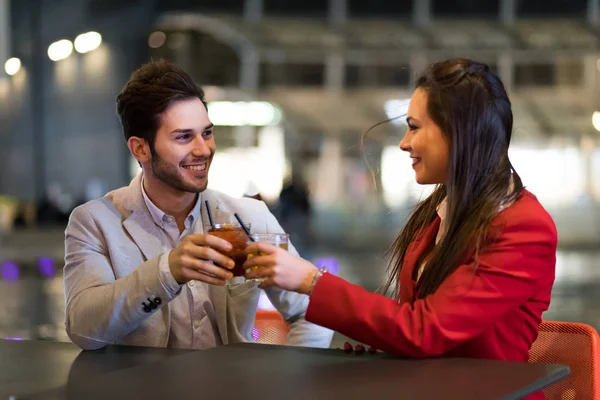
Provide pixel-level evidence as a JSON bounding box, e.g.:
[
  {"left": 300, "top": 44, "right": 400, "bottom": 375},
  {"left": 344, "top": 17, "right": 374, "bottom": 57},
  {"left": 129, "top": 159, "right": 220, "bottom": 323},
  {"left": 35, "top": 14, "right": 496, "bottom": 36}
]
[{"left": 127, "top": 137, "right": 151, "bottom": 164}]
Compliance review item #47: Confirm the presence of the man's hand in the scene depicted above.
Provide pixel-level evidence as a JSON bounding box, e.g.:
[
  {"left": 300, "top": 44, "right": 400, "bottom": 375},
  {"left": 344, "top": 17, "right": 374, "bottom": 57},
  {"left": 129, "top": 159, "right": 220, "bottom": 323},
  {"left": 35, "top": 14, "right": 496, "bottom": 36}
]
[{"left": 168, "top": 234, "right": 235, "bottom": 285}]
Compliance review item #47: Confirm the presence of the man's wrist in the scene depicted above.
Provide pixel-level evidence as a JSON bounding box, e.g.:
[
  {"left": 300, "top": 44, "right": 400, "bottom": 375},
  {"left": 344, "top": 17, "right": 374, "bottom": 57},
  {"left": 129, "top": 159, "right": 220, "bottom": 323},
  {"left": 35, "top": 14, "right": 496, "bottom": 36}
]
[{"left": 159, "top": 252, "right": 184, "bottom": 296}]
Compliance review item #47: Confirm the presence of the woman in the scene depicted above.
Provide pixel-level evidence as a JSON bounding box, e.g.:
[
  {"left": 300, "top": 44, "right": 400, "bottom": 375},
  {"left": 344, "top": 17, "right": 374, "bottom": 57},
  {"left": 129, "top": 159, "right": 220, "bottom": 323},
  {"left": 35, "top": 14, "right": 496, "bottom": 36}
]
[{"left": 244, "top": 59, "right": 557, "bottom": 368}]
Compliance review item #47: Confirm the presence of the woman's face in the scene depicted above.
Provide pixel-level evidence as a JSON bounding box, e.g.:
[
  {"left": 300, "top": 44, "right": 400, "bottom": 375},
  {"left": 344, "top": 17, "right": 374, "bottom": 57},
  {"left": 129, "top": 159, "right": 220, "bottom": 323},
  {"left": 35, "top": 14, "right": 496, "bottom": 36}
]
[{"left": 399, "top": 88, "right": 450, "bottom": 185}]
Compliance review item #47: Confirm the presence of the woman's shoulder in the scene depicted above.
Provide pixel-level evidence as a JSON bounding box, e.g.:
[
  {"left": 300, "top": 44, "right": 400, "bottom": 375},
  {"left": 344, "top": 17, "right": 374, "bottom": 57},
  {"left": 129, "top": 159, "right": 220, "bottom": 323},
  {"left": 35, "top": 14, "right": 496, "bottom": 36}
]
[{"left": 494, "top": 189, "right": 557, "bottom": 242}]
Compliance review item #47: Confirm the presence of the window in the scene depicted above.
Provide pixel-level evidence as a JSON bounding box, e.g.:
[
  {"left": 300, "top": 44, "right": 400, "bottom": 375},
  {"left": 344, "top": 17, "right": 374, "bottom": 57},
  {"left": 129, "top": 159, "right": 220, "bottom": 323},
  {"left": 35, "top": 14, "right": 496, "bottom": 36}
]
[
  {"left": 190, "top": 32, "right": 240, "bottom": 86},
  {"left": 265, "top": 0, "right": 327, "bottom": 17},
  {"left": 211, "top": 126, "right": 240, "bottom": 149},
  {"left": 514, "top": 64, "right": 556, "bottom": 87},
  {"left": 155, "top": 0, "right": 244, "bottom": 13},
  {"left": 149, "top": 31, "right": 241, "bottom": 87},
  {"left": 89, "top": 0, "right": 144, "bottom": 16},
  {"left": 261, "top": 63, "right": 324, "bottom": 87},
  {"left": 518, "top": 0, "right": 586, "bottom": 17},
  {"left": 556, "top": 61, "right": 584, "bottom": 86},
  {"left": 348, "top": 0, "right": 412, "bottom": 17},
  {"left": 433, "top": 0, "right": 499, "bottom": 18},
  {"left": 345, "top": 65, "right": 410, "bottom": 88}
]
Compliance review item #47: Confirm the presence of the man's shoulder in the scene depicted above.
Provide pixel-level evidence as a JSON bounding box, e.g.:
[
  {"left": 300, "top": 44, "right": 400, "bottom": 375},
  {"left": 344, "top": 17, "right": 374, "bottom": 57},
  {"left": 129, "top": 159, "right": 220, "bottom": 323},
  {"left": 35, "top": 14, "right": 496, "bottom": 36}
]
[
  {"left": 204, "top": 188, "right": 267, "bottom": 213},
  {"left": 70, "top": 186, "right": 129, "bottom": 222}
]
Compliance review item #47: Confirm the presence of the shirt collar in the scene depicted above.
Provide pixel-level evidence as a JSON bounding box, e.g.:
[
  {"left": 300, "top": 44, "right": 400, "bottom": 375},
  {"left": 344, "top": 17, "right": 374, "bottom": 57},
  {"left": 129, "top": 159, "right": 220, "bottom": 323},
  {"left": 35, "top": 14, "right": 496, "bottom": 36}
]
[
  {"left": 141, "top": 178, "right": 201, "bottom": 227},
  {"left": 437, "top": 175, "right": 514, "bottom": 223},
  {"left": 435, "top": 175, "right": 514, "bottom": 244},
  {"left": 436, "top": 197, "right": 447, "bottom": 222}
]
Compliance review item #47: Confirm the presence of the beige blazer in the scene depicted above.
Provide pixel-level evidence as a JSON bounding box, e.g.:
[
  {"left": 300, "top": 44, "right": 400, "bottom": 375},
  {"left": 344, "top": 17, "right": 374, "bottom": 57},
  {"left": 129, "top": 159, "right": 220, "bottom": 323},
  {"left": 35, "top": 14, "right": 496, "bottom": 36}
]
[{"left": 63, "top": 173, "right": 332, "bottom": 350}]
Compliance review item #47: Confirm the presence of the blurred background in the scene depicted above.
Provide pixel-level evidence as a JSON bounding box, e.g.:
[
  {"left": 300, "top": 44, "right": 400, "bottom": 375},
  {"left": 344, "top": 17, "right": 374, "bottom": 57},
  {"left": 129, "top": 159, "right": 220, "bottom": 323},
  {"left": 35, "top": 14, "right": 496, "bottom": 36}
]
[{"left": 0, "top": 0, "right": 599, "bottom": 346}]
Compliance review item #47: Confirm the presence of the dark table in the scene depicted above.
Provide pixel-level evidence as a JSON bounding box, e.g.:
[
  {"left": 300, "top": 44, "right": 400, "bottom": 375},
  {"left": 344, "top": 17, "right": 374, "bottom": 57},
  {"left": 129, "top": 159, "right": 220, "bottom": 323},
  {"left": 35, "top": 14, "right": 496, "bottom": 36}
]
[{"left": 1, "top": 340, "right": 568, "bottom": 400}]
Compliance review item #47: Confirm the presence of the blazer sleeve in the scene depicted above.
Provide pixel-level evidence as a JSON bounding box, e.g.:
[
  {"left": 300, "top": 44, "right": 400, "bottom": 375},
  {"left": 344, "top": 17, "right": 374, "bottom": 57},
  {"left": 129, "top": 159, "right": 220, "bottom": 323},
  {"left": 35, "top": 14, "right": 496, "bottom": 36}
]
[
  {"left": 63, "top": 205, "right": 180, "bottom": 350},
  {"left": 257, "top": 202, "right": 334, "bottom": 348},
  {"left": 305, "top": 207, "right": 557, "bottom": 357}
]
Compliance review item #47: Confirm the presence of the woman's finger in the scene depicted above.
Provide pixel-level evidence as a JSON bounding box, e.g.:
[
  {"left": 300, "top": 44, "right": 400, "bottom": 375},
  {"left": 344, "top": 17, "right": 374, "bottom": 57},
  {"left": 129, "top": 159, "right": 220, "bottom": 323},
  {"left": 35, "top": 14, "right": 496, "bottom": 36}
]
[
  {"left": 243, "top": 254, "right": 274, "bottom": 269},
  {"left": 245, "top": 266, "right": 274, "bottom": 280},
  {"left": 245, "top": 241, "right": 279, "bottom": 256}
]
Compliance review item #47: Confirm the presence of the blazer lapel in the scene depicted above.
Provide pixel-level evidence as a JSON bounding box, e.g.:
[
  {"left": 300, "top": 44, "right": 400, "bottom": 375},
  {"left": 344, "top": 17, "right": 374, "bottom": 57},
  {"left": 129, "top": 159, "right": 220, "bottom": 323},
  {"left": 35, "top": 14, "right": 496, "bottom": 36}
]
[
  {"left": 123, "top": 211, "right": 165, "bottom": 261},
  {"left": 120, "top": 174, "right": 164, "bottom": 262},
  {"left": 401, "top": 217, "right": 441, "bottom": 303}
]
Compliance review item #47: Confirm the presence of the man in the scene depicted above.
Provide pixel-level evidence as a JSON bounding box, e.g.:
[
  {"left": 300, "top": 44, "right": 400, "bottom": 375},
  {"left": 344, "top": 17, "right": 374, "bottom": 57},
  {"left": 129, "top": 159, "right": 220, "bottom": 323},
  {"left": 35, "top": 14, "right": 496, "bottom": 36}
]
[{"left": 63, "top": 60, "right": 333, "bottom": 350}]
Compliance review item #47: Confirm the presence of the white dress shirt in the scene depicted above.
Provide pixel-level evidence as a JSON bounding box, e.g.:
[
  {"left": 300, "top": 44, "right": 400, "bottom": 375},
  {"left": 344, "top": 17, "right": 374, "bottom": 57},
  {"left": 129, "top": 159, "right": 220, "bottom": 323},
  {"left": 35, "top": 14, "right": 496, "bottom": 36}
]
[{"left": 141, "top": 182, "right": 221, "bottom": 349}]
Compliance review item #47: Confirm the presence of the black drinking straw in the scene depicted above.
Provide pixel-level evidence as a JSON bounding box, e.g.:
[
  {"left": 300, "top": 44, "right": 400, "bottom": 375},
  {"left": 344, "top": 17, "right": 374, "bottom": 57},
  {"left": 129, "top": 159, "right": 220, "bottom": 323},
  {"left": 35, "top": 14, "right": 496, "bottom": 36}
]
[
  {"left": 234, "top": 213, "right": 255, "bottom": 242},
  {"left": 205, "top": 200, "right": 215, "bottom": 229}
]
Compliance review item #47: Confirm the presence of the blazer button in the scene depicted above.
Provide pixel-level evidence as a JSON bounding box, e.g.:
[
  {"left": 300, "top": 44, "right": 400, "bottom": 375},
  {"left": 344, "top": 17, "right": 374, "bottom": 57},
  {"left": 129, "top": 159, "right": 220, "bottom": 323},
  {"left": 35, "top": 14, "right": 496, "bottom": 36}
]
[
  {"left": 153, "top": 297, "right": 162, "bottom": 306},
  {"left": 142, "top": 304, "right": 152, "bottom": 313},
  {"left": 145, "top": 298, "right": 157, "bottom": 309}
]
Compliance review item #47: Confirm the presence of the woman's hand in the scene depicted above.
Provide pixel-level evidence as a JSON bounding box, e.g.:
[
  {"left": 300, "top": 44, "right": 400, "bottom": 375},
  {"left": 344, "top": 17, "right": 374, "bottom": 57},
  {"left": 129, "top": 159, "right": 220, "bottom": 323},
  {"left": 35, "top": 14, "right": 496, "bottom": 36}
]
[{"left": 243, "top": 242, "right": 318, "bottom": 294}]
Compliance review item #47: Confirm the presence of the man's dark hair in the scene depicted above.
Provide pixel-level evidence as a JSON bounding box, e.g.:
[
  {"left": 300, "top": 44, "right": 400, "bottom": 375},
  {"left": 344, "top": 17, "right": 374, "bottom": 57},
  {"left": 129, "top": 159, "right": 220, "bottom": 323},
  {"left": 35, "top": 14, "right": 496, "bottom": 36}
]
[{"left": 116, "top": 59, "right": 206, "bottom": 151}]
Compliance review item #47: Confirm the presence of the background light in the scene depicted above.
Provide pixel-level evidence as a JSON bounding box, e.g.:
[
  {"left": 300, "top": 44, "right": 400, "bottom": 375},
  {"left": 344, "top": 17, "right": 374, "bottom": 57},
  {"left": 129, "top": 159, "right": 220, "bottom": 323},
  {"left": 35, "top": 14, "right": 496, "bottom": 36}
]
[
  {"left": 38, "top": 257, "right": 56, "bottom": 278},
  {"left": 592, "top": 111, "right": 600, "bottom": 132},
  {"left": 4, "top": 57, "right": 21, "bottom": 76},
  {"left": 48, "top": 40, "right": 73, "bottom": 61},
  {"left": 207, "top": 101, "right": 282, "bottom": 126},
  {"left": 74, "top": 31, "right": 102, "bottom": 54},
  {"left": 380, "top": 145, "right": 434, "bottom": 208},
  {"left": 207, "top": 127, "right": 286, "bottom": 203},
  {"left": 315, "top": 258, "right": 340, "bottom": 275},
  {"left": 1, "top": 261, "right": 19, "bottom": 280},
  {"left": 148, "top": 31, "right": 167, "bottom": 48},
  {"left": 384, "top": 99, "right": 411, "bottom": 125},
  {"left": 509, "top": 146, "right": 585, "bottom": 208}
]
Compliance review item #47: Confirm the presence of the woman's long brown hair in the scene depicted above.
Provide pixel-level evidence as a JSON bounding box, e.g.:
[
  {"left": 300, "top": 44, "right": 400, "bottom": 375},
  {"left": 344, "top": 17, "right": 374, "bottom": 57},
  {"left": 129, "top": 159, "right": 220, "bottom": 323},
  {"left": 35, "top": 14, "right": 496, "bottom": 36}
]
[{"left": 382, "top": 59, "right": 524, "bottom": 300}]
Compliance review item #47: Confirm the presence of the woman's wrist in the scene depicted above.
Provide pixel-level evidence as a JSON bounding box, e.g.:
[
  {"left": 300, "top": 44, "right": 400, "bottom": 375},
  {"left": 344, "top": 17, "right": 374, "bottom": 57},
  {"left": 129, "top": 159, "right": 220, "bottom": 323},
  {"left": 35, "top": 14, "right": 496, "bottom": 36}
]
[{"left": 304, "top": 267, "right": 328, "bottom": 296}]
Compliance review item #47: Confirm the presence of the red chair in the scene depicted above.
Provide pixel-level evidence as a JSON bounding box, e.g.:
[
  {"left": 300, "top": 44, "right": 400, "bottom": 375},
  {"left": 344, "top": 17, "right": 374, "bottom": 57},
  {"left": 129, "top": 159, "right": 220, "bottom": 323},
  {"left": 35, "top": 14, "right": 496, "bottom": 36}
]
[
  {"left": 528, "top": 320, "right": 600, "bottom": 399},
  {"left": 253, "top": 309, "right": 290, "bottom": 345}
]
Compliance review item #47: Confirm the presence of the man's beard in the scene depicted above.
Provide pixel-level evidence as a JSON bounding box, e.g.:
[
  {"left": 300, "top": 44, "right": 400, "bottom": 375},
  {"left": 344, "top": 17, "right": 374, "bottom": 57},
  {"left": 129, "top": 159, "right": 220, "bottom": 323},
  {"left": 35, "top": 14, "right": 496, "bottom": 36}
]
[{"left": 151, "top": 149, "right": 209, "bottom": 193}]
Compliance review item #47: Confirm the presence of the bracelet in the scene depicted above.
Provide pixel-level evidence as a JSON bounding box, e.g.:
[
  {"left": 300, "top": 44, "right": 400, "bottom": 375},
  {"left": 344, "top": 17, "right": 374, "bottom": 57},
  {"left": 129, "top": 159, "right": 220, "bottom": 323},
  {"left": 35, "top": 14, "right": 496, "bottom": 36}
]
[{"left": 308, "top": 267, "right": 328, "bottom": 296}]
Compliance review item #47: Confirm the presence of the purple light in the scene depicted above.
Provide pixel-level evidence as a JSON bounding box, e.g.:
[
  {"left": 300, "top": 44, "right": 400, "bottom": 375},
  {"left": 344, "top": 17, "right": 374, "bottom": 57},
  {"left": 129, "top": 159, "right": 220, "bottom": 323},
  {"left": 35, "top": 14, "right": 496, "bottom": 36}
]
[
  {"left": 252, "top": 328, "right": 260, "bottom": 341},
  {"left": 1, "top": 262, "right": 19, "bottom": 281},
  {"left": 315, "top": 258, "right": 339, "bottom": 275},
  {"left": 4, "top": 336, "right": 23, "bottom": 341},
  {"left": 38, "top": 257, "right": 56, "bottom": 278}
]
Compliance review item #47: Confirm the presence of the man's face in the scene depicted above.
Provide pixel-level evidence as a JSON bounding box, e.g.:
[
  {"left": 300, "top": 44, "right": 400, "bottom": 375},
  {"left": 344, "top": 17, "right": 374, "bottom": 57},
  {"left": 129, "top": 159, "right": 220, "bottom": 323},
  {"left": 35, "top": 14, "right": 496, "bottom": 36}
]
[{"left": 148, "top": 98, "right": 215, "bottom": 193}]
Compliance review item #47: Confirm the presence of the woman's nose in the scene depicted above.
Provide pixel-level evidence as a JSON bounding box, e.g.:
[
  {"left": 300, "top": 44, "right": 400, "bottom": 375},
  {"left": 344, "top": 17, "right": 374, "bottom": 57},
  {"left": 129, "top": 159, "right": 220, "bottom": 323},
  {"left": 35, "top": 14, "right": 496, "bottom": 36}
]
[{"left": 399, "top": 131, "right": 411, "bottom": 152}]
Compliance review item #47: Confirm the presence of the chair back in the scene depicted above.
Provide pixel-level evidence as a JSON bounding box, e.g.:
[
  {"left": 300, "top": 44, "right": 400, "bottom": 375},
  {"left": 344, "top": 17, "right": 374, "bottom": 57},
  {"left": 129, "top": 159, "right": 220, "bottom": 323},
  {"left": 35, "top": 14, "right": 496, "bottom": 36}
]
[
  {"left": 253, "top": 309, "right": 290, "bottom": 345},
  {"left": 529, "top": 320, "right": 600, "bottom": 399}
]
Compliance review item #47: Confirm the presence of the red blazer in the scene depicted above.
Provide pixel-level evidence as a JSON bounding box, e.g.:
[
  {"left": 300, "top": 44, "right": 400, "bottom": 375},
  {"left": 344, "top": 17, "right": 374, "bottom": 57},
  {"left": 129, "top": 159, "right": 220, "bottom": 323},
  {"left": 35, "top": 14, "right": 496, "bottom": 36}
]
[{"left": 307, "top": 191, "right": 557, "bottom": 396}]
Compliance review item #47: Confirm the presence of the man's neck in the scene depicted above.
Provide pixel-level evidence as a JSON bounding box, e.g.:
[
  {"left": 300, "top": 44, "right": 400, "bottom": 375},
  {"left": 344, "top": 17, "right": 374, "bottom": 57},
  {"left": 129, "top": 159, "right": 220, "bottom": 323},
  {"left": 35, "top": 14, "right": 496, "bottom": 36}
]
[{"left": 143, "top": 175, "right": 198, "bottom": 222}]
